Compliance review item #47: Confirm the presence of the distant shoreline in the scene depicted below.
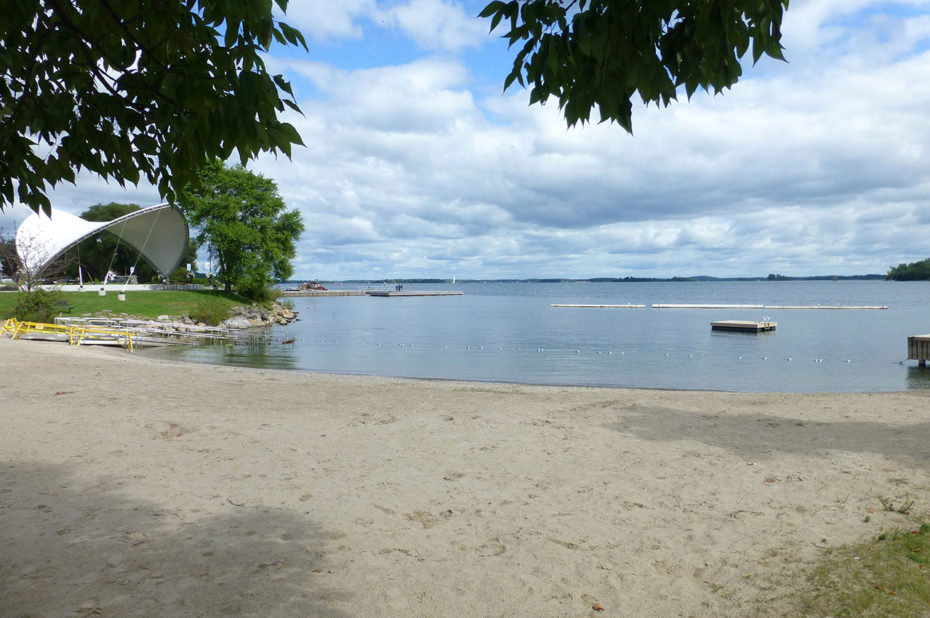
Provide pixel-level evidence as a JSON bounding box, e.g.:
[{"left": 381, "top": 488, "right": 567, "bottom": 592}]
[{"left": 305, "top": 274, "right": 888, "bottom": 284}]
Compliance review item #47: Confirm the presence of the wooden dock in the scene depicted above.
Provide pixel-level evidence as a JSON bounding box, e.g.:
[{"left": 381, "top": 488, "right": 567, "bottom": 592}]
[
  {"left": 365, "top": 290, "right": 463, "bottom": 297},
  {"left": 711, "top": 320, "right": 777, "bottom": 333},
  {"left": 908, "top": 334, "right": 930, "bottom": 367}
]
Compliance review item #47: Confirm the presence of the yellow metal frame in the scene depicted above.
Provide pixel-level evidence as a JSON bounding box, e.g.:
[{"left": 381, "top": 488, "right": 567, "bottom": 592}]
[{"left": 2, "top": 318, "right": 134, "bottom": 352}]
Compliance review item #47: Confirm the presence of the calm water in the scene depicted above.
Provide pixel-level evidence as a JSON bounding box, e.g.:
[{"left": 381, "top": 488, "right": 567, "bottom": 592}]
[{"left": 143, "top": 280, "right": 930, "bottom": 392}]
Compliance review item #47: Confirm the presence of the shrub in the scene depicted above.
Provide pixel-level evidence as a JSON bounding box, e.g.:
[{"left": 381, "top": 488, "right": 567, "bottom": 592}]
[
  {"left": 188, "top": 296, "right": 231, "bottom": 325},
  {"left": 12, "top": 288, "right": 67, "bottom": 322},
  {"left": 236, "top": 278, "right": 277, "bottom": 303}
]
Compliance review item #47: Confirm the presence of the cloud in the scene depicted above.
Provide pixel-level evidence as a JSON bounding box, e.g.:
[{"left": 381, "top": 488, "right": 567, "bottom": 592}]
[
  {"left": 387, "top": 0, "right": 489, "bottom": 52},
  {"left": 246, "top": 13, "right": 930, "bottom": 279},
  {"left": 279, "top": 0, "right": 379, "bottom": 41}
]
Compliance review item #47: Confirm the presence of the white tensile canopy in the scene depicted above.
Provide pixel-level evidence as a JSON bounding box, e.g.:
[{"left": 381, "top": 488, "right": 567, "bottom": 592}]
[{"left": 15, "top": 203, "right": 189, "bottom": 278}]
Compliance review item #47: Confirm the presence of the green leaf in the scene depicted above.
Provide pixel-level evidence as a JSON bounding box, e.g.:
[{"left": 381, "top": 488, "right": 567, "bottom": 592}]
[{"left": 0, "top": 1, "right": 310, "bottom": 214}]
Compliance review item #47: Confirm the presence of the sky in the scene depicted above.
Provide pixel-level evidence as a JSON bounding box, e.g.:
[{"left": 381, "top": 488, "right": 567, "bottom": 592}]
[{"left": 3, "top": 0, "right": 930, "bottom": 280}]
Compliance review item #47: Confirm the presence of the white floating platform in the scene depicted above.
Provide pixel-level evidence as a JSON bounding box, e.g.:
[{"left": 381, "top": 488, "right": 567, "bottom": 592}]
[
  {"left": 551, "top": 304, "right": 646, "bottom": 309},
  {"left": 655, "top": 303, "right": 887, "bottom": 310},
  {"left": 763, "top": 305, "right": 887, "bottom": 310},
  {"left": 365, "top": 291, "right": 463, "bottom": 297},
  {"left": 711, "top": 320, "right": 777, "bottom": 333},
  {"left": 654, "top": 304, "right": 765, "bottom": 309}
]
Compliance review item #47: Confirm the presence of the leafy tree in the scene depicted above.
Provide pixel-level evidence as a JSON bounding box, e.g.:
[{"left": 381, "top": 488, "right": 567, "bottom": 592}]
[
  {"left": 480, "top": 0, "right": 789, "bottom": 131},
  {"left": 177, "top": 160, "right": 303, "bottom": 299},
  {"left": 887, "top": 258, "right": 930, "bottom": 281},
  {"left": 1, "top": 0, "right": 307, "bottom": 216},
  {"left": 64, "top": 202, "right": 198, "bottom": 282},
  {"left": 0, "top": 237, "right": 17, "bottom": 280}
]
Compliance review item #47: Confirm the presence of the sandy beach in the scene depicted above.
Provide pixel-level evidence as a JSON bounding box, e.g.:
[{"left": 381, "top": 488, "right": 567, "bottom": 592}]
[{"left": 1, "top": 340, "right": 928, "bottom": 617}]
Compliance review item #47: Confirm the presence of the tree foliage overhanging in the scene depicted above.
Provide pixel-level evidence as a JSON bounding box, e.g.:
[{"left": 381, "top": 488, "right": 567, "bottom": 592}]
[
  {"left": 177, "top": 160, "right": 303, "bottom": 300},
  {"left": 0, "top": 0, "right": 307, "bottom": 216},
  {"left": 480, "top": 0, "right": 789, "bottom": 131}
]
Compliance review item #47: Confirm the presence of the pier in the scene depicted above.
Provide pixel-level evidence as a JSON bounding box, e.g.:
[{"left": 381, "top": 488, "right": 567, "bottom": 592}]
[
  {"left": 908, "top": 334, "right": 930, "bottom": 367},
  {"left": 365, "top": 290, "right": 463, "bottom": 297},
  {"left": 711, "top": 320, "right": 777, "bottom": 333}
]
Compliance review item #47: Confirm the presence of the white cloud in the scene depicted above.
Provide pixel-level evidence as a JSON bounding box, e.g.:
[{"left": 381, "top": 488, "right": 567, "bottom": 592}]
[
  {"left": 387, "top": 0, "right": 488, "bottom": 52},
  {"left": 279, "top": 0, "right": 380, "bottom": 41}
]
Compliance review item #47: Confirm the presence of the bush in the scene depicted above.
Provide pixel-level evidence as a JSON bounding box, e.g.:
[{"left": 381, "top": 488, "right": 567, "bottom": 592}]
[
  {"left": 188, "top": 296, "right": 231, "bottom": 325},
  {"left": 236, "top": 277, "right": 278, "bottom": 303},
  {"left": 12, "top": 288, "right": 67, "bottom": 322}
]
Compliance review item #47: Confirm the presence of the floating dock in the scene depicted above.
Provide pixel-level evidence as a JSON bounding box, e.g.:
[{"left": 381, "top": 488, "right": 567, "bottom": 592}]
[
  {"left": 551, "top": 303, "right": 646, "bottom": 309},
  {"left": 711, "top": 320, "right": 777, "bottom": 333},
  {"left": 653, "top": 304, "right": 886, "bottom": 310},
  {"left": 762, "top": 305, "right": 887, "bottom": 310},
  {"left": 365, "top": 290, "right": 463, "bottom": 297},
  {"left": 656, "top": 304, "right": 763, "bottom": 309},
  {"left": 908, "top": 334, "right": 930, "bottom": 367}
]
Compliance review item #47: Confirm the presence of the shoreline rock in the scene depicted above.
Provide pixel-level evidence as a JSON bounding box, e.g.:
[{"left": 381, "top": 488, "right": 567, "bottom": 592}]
[{"left": 219, "top": 301, "right": 298, "bottom": 329}]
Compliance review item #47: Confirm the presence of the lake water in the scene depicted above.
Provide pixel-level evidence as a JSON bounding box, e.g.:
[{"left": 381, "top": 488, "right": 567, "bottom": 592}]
[{"left": 143, "top": 280, "right": 930, "bottom": 393}]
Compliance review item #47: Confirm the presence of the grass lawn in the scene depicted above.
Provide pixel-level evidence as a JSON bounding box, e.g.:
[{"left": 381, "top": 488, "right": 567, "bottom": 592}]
[
  {"left": 765, "top": 518, "right": 930, "bottom": 616},
  {"left": 0, "top": 289, "right": 249, "bottom": 321}
]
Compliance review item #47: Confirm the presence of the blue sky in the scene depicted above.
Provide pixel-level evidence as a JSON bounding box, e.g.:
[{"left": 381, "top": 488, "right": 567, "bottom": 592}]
[{"left": 3, "top": 0, "right": 930, "bottom": 279}]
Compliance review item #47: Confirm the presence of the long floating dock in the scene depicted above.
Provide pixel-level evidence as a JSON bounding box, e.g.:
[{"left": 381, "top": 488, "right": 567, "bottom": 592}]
[
  {"left": 551, "top": 303, "right": 646, "bottom": 309},
  {"left": 761, "top": 305, "right": 888, "bottom": 310},
  {"left": 365, "top": 291, "right": 463, "bottom": 297},
  {"left": 711, "top": 320, "right": 777, "bottom": 333},
  {"left": 653, "top": 304, "right": 887, "bottom": 310},
  {"left": 655, "top": 304, "right": 763, "bottom": 309}
]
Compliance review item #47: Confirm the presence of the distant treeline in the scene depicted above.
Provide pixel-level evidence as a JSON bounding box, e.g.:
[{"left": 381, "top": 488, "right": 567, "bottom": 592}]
[
  {"left": 887, "top": 258, "right": 930, "bottom": 281},
  {"left": 300, "top": 274, "right": 887, "bottom": 284}
]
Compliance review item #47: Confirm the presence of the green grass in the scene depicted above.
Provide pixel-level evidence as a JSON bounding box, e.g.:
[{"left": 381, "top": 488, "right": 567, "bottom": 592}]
[
  {"left": 0, "top": 289, "right": 249, "bottom": 321},
  {"left": 794, "top": 522, "right": 930, "bottom": 616},
  {"left": 760, "top": 517, "right": 930, "bottom": 617}
]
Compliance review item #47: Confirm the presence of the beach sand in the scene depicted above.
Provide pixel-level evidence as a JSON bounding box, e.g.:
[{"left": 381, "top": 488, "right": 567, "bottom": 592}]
[{"left": 1, "top": 340, "right": 928, "bottom": 617}]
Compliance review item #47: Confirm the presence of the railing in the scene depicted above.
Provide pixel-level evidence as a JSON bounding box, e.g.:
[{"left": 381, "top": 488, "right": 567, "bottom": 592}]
[{"left": 2, "top": 317, "right": 135, "bottom": 350}]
